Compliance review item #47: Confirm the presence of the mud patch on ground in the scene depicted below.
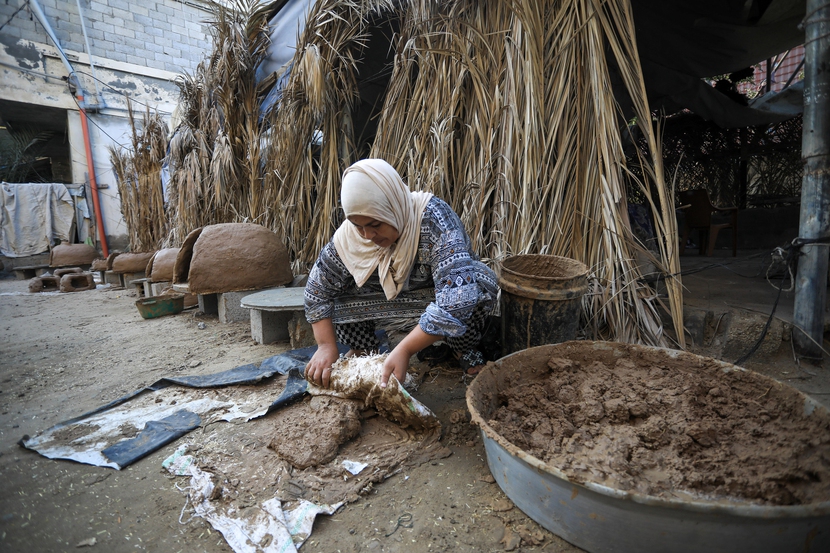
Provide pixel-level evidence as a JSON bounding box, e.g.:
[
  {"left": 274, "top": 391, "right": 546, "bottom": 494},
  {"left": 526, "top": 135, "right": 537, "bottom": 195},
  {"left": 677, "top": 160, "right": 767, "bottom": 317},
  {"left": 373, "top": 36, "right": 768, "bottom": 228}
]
[{"left": 268, "top": 396, "right": 363, "bottom": 468}]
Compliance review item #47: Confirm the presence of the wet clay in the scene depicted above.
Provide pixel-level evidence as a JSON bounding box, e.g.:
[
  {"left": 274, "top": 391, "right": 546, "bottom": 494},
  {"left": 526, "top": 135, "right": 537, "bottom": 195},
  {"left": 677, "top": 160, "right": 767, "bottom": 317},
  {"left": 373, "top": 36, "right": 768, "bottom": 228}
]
[
  {"left": 90, "top": 258, "right": 108, "bottom": 271},
  {"left": 49, "top": 244, "right": 98, "bottom": 267},
  {"left": 184, "top": 223, "right": 293, "bottom": 294},
  {"left": 268, "top": 396, "right": 362, "bottom": 468},
  {"left": 148, "top": 248, "right": 179, "bottom": 282},
  {"left": 487, "top": 343, "right": 830, "bottom": 506},
  {"left": 172, "top": 227, "right": 202, "bottom": 284}
]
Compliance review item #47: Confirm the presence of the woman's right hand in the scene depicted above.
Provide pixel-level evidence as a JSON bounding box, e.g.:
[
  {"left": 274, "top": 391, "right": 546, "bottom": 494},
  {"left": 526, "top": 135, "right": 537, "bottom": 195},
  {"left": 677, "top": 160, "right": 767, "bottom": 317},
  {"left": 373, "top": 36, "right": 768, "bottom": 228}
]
[{"left": 305, "top": 342, "right": 340, "bottom": 388}]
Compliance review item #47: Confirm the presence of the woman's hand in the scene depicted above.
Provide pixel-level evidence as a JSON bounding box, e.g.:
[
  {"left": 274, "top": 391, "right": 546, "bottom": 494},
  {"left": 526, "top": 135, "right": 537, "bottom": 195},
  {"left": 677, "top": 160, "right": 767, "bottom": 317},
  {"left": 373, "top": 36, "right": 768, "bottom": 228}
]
[
  {"left": 380, "top": 326, "right": 441, "bottom": 388},
  {"left": 305, "top": 319, "right": 339, "bottom": 388},
  {"left": 305, "top": 342, "right": 339, "bottom": 387},
  {"left": 381, "top": 347, "right": 411, "bottom": 388}
]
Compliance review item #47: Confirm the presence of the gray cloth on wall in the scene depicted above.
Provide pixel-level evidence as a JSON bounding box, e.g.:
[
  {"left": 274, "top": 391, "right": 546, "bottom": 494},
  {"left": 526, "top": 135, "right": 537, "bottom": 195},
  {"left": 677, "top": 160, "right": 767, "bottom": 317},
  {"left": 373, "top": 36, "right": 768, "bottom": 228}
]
[{"left": 0, "top": 182, "right": 75, "bottom": 257}]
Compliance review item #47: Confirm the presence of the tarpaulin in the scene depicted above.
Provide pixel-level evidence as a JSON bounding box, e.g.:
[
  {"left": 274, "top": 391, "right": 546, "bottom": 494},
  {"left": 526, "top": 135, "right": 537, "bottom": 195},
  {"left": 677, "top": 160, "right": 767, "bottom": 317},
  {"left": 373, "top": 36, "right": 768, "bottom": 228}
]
[
  {"left": 0, "top": 182, "right": 75, "bottom": 257},
  {"left": 20, "top": 344, "right": 350, "bottom": 469}
]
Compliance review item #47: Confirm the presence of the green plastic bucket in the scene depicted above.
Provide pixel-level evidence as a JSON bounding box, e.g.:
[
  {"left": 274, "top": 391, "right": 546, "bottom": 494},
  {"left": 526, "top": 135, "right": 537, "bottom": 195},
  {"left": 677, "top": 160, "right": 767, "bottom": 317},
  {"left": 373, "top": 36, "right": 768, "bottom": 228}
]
[{"left": 499, "top": 254, "right": 589, "bottom": 355}]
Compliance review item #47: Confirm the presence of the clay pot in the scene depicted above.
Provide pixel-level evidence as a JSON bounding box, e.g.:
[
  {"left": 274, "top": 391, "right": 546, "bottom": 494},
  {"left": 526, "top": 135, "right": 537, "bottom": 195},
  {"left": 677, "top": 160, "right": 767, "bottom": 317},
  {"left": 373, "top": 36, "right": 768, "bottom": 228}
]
[
  {"left": 146, "top": 248, "right": 179, "bottom": 282},
  {"left": 112, "top": 252, "right": 155, "bottom": 274},
  {"left": 53, "top": 267, "right": 83, "bottom": 278},
  {"left": 59, "top": 273, "right": 95, "bottom": 292},
  {"left": 49, "top": 244, "right": 98, "bottom": 267},
  {"left": 28, "top": 275, "right": 60, "bottom": 293},
  {"left": 173, "top": 223, "right": 293, "bottom": 294}
]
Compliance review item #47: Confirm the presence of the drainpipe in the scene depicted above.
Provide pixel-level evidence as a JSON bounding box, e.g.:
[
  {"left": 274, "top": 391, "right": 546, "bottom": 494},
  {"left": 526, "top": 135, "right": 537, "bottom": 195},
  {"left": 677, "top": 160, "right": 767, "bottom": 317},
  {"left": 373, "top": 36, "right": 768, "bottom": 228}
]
[
  {"left": 792, "top": 0, "right": 830, "bottom": 361},
  {"left": 76, "top": 92, "right": 109, "bottom": 257},
  {"left": 29, "top": 0, "right": 109, "bottom": 256}
]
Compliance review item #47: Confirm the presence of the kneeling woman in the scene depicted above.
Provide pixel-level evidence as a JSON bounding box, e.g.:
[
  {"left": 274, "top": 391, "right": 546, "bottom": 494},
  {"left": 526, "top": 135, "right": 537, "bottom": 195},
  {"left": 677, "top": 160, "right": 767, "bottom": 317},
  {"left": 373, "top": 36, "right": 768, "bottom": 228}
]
[{"left": 304, "top": 159, "right": 498, "bottom": 388}]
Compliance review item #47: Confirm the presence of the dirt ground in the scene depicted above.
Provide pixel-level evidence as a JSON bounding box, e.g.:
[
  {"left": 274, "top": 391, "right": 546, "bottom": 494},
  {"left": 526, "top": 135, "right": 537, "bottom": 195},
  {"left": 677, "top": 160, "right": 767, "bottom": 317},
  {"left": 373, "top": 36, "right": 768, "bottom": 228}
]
[{"left": 1, "top": 274, "right": 828, "bottom": 553}]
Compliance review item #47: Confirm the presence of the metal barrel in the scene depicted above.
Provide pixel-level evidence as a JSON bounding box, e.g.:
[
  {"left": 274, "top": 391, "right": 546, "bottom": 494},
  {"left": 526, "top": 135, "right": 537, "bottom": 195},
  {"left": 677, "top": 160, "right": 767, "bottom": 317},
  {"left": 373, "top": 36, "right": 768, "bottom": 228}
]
[{"left": 498, "top": 254, "right": 589, "bottom": 356}]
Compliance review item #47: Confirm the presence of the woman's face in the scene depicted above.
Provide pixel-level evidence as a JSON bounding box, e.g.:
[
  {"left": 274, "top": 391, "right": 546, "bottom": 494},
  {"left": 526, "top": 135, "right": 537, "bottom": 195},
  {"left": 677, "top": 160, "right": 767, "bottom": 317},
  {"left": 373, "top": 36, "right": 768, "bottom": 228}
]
[{"left": 348, "top": 215, "right": 400, "bottom": 248}]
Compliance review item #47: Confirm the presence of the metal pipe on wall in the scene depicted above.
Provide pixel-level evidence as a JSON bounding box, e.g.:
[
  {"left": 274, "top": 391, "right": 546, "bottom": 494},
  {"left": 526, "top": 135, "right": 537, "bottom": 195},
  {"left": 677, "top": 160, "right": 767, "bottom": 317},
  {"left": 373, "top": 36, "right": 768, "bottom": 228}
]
[
  {"left": 793, "top": 0, "right": 830, "bottom": 360},
  {"left": 29, "top": 0, "right": 109, "bottom": 256}
]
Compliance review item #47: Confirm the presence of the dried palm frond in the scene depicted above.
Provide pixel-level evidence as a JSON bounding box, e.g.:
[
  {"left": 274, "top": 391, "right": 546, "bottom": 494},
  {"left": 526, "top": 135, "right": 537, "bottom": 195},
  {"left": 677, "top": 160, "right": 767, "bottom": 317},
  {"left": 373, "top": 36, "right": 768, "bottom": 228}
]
[
  {"left": 368, "top": 0, "right": 681, "bottom": 345},
  {"left": 164, "top": 0, "right": 276, "bottom": 245},
  {"left": 164, "top": 0, "right": 683, "bottom": 346},
  {"left": 108, "top": 101, "right": 168, "bottom": 251}
]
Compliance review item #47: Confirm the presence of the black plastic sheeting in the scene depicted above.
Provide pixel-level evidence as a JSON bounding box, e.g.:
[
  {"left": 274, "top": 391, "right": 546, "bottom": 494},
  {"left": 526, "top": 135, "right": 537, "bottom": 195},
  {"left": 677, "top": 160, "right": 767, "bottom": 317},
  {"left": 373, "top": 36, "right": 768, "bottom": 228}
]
[
  {"left": 20, "top": 340, "right": 395, "bottom": 468},
  {"left": 101, "top": 409, "right": 203, "bottom": 467},
  {"left": 22, "top": 330, "right": 392, "bottom": 469}
]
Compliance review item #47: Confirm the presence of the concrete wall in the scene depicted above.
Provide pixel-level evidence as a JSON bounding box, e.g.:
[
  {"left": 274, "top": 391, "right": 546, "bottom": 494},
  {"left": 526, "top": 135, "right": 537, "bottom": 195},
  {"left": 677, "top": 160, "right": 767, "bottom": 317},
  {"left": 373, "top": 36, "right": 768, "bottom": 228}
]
[
  {"left": 0, "top": 0, "right": 214, "bottom": 252},
  {"left": 0, "top": 0, "right": 211, "bottom": 74}
]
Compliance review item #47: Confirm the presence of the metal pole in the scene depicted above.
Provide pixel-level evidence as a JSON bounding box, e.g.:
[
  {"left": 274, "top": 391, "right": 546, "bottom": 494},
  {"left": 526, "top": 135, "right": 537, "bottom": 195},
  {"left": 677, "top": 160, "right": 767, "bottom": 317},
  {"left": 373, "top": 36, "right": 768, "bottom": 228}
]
[{"left": 793, "top": 0, "right": 830, "bottom": 361}]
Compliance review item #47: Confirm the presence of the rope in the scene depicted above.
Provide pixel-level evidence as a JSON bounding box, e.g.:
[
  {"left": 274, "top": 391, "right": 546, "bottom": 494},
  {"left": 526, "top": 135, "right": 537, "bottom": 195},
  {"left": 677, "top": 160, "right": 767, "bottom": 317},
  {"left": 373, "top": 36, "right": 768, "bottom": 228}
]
[
  {"left": 385, "top": 512, "right": 413, "bottom": 537},
  {"left": 733, "top": 236, "right": 830, "bottom": 365}
]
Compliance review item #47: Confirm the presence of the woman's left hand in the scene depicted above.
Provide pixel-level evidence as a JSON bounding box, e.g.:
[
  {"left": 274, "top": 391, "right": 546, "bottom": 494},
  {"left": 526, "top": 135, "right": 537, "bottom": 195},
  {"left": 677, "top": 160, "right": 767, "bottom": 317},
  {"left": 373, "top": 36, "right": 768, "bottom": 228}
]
[
  {"left": 381, "top": 347, "right": 410, "bottom": 388},
  {"left": 380, "top": 326, "right": 441, "bottom": 388}
]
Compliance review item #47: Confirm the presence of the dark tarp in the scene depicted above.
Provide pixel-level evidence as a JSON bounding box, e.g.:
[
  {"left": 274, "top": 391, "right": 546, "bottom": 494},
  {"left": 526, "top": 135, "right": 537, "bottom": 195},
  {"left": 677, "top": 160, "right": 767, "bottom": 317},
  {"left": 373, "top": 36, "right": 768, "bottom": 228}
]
[{"left": 629, "top": 0, "right": 806, "bottom": 127}]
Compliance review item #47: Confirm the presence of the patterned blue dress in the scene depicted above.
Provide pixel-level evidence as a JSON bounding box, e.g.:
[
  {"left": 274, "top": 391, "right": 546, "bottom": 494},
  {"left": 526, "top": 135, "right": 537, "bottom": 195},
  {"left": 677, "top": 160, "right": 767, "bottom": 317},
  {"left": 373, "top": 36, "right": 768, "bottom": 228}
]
[{"left": 304, "top": 197, "right": 498, "bottom": 365}]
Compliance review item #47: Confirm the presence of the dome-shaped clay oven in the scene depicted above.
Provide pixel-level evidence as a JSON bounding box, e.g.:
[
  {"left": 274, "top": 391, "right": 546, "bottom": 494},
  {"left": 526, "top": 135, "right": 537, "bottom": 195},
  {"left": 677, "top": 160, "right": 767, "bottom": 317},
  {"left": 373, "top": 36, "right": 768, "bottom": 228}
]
[
  {"left": 49, "top": 244, "right": 98, "bottom": 267},
  {"left": 111, "top": 252, "right": 155, "bottom": 274},
  {"left": 146, "top": 248, "right": 179, "bottom": 282},
  {"left": 173, "top": 223, "right": 292, "bottom": 294}
]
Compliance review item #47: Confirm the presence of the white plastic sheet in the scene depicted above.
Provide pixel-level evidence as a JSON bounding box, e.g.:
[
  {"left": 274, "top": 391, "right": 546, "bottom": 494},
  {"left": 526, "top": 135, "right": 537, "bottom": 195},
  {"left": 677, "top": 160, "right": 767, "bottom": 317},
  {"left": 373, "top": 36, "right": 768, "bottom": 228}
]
[{"left": 164, "top": 445, "right": 342, "bottom": 553}]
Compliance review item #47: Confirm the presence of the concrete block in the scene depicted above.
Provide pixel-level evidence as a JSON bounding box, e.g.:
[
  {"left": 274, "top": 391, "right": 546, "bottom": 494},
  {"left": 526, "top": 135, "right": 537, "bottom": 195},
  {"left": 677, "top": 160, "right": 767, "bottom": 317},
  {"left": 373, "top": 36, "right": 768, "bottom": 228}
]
[
  {"left": 218, "top": 291, "right": 257, "bottom": 323},
  {"left": 288, "top": 312, "right": 316, "bottom": 349},
  {"left": 198, "top": 293, "right": 218, "bottom": 315},
  {"left": 104, "top": 271, "right": 122, "bottom": 286},
  {"left": 130, "top": 277, "right": 150, "bottom": 297},
  {"left": 149, "top": 281, "right": 172, "bottom": 296},
  {"left": 122, "top": 272, "right": 147, "bottom": 288},
  {"left": 720, "top": 311, "right": 784, "bottom": 362},
  {"left": 251, "top": 310, "right": 292, "bottom": 344}
]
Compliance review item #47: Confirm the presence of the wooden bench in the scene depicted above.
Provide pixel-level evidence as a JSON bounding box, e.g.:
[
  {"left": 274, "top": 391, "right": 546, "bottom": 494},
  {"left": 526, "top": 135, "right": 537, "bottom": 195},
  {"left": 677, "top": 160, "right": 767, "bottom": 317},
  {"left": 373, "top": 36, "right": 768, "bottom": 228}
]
[{"left": 240, "top": 287, "right": 308, "bottom": 346}]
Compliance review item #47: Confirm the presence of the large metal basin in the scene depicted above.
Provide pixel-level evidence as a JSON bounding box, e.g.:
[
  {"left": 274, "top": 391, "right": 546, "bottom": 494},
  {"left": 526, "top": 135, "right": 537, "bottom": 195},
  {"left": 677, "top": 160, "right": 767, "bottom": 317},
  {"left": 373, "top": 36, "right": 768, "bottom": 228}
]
[{"left": 466, "top": 341, "right": 830, "bottom": 553}]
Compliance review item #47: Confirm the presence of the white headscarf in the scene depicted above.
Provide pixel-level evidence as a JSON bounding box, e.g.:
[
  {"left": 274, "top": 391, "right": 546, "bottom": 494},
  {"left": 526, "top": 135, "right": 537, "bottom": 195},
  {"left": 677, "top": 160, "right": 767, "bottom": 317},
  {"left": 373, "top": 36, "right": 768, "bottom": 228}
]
[{"left": 332, "top": 159, "right": 433, "bottom": 300}]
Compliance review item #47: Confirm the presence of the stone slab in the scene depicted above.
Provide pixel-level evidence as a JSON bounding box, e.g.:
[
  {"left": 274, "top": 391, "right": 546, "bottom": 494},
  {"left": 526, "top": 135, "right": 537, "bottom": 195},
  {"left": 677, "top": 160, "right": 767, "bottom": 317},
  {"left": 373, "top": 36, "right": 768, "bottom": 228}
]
[
  {"left": 240, "top": 287, "right": 305, "bottom": 311},
  {"left": 12, "top": 265, "right": 49, "bottom": 280}
]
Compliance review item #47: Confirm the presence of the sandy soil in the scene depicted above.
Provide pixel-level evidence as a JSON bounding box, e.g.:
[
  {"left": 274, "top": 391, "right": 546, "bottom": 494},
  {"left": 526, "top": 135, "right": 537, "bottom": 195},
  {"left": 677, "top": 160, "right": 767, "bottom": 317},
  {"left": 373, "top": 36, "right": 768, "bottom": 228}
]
[
  {"left": 1, "top": 274, "right": 828, "bottom": 552},
  {"left": 0, "top": 276, "right": 578, "bottom": 553}
]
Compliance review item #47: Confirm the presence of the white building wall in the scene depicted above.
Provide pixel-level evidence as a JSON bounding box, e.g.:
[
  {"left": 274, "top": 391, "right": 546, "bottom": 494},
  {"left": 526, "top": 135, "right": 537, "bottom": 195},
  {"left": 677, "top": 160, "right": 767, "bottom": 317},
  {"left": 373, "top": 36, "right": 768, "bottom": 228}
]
[{"left": 0, "top": 0, "right": 213, "bottom": 251}]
